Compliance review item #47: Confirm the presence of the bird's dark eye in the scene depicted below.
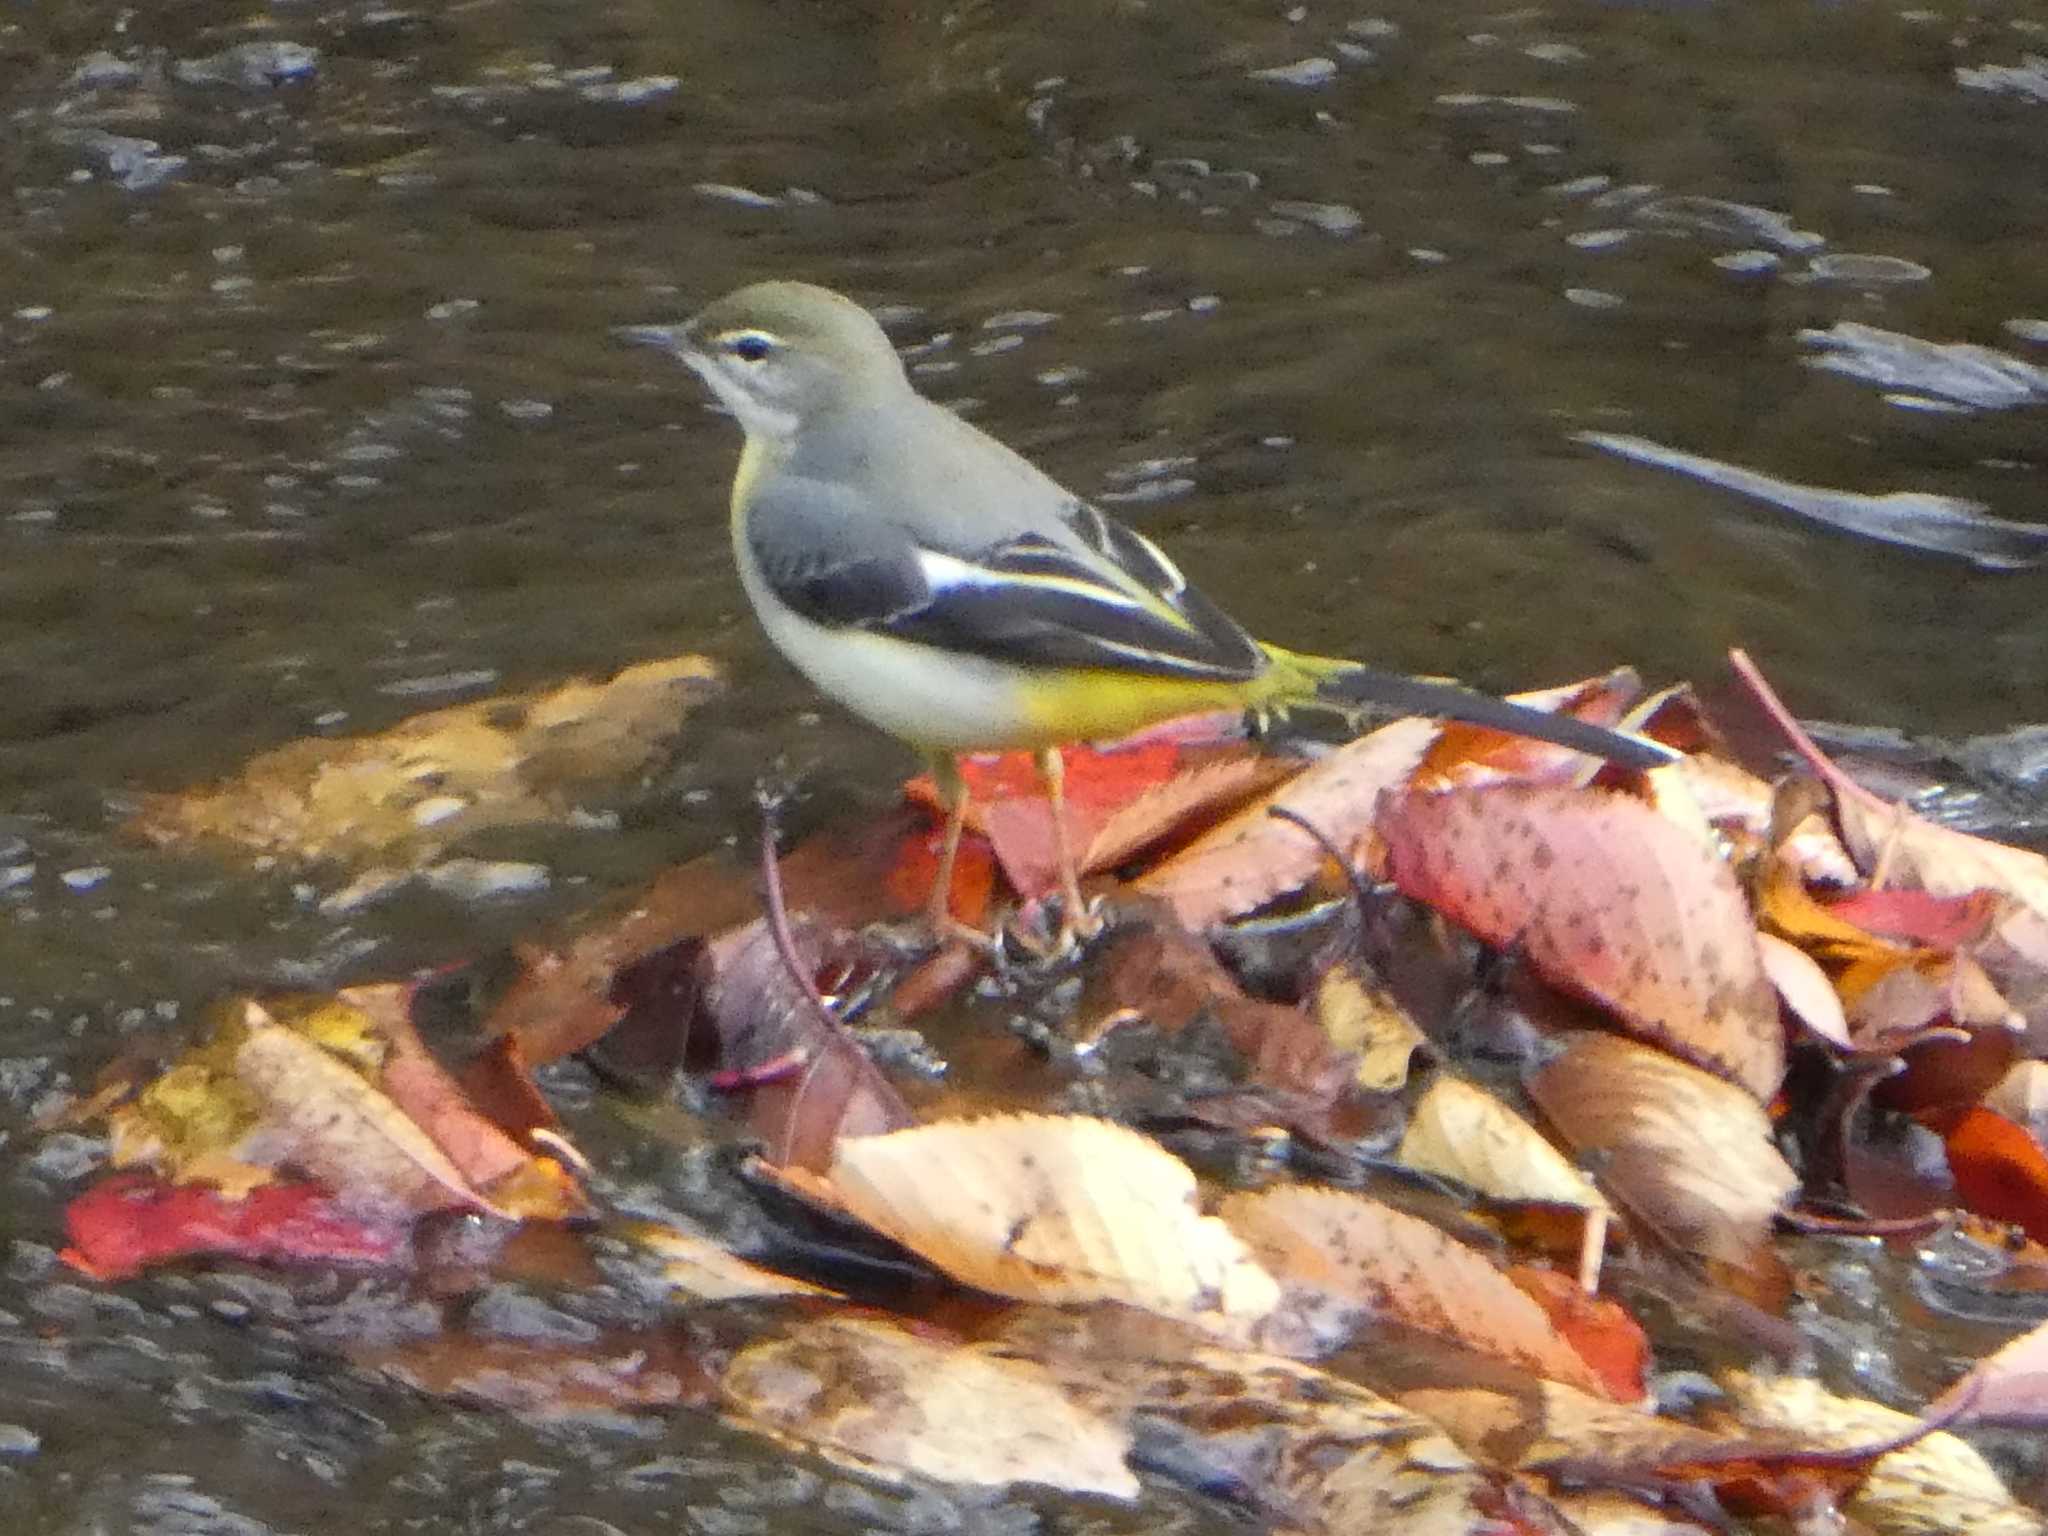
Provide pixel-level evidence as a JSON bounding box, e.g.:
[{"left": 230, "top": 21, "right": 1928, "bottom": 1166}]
[{"left": 724, "top": 331, "right": 776, "bottom": 363}]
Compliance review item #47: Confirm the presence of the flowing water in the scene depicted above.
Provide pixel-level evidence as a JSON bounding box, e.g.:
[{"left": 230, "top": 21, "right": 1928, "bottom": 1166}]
[{"left": 2, "top": 1, "right": 2046, "bottom": 1530}]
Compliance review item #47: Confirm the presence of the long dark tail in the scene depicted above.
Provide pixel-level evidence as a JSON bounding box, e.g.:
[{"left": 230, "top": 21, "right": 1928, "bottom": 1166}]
[{"left": 1294, "top": 656, "right": 1679, "bottom": 770}]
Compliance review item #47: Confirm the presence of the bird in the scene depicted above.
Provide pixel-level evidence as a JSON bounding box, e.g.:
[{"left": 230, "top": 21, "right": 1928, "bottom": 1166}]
[{"left": 641, "top": 280, "right": 1676, "bottom": 951}]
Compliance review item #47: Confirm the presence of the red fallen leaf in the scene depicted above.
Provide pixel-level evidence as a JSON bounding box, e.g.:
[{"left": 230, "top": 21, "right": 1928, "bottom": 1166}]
[
  {"left": 1939, "top": 1106, "right": 2048, "bottom": 1245},
  {"left": 883, "top": 821, "right": 997, "bottom": 926},
  {"left": 905, "top": 738, "right": 1282, "bottom": 902},
  {"left": 62, "top": 1174, "right": 410, "bottom": 1280},
  {"left": 1824, "top": 887, "right": 2002, "bottom": 951},
  {"left": 1506, "top": 1266, "right": 1651, "bottom": 1405},
  {"left": 457, "top": 1032, "right": 559, "bottom": 1144},
  {"left": 1380, "top": 783, "right": 1785, "bottom": 1102}
]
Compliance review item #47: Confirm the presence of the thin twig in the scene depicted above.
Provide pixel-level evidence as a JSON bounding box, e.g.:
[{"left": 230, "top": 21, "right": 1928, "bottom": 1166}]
[
  {"left": 1268, "top": 803, "right": 1377, "bottom": 914},
  {"left": 755, "top": 789, "right": 843, "bottom": 1035}
]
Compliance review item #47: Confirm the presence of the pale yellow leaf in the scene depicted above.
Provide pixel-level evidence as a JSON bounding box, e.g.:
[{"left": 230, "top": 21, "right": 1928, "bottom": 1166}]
[
  {"left": 1723, "top": 1371, "right": 2046, "bottom": 1536},
  {"left": 1315, "top": 965, "right": 1429, "bottom": 1092},
  {"left": 624, "top": 1222, "right": 837, "bottom": 1302},
  {"left": 781, "top": 1115, "right": 1279, "bottom": 1338},
  {"left": 721, "top": 1316, "right": 1139, "bottom": 1498},
  {"left": 1397, "top": 1076, "right": 1611, "bottom": 1213}
]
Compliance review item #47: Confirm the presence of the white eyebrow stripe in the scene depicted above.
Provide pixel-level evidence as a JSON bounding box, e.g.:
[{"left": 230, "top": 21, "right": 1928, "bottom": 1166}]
[{"left": 914, "top": 549, "right": 1149, "bottom": 611}]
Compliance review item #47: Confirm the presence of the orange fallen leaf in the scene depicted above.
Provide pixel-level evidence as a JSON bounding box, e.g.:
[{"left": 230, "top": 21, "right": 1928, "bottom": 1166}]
[
  {"left": 1942, "top": 1106, "right": 2048, "bottom": 1245},
  {"left": 1505, "top": 1266, "right": 1650, "bottom": 1405},
  {"left": 1380, "top": 783, "right": 1785, "bottom": 1101},
  {"left": 129, "top": 655, "right": 721, "bottom": 866}
]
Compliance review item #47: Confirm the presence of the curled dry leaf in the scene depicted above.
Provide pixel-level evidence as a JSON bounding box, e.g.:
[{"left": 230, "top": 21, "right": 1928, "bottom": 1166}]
[
  {"left": 1135, "top": 717, "right": 1439, "bottom": 929},
  {"left": 1731, "top": 649, "right": 2048, "bottom": 928},
  {"left": 1315, "top": 964, "right": 1430, "bottom": 1092},
  {"left": 1380, "top": 784, "right": 1785, "bottom": 1102},
  {"left": 764, "top": 1115, "right": 1279, "bottom": 1340},
  {"left": 1409, "top": 670, "right": 1650, "bottom": 791},
  {"left": 1721, "top": 1371, "right": 2046, "bottom": 1536},
  {"left": 1755, "top": 932, "right": 1853, "bottom": 1049},
  {"left": 128, "top": 655, "right": 721, "bottom": 866},
  {"left": 1396, "top": 1076, "right": 1612, "bottom": 1215},
  {"left": 1217, "top": 1184, "right": 1618, "bottom": 1398},
  {"left": 720, "top": 1316, "right": 1140, "bottom": 1499},
  {"left": 1527, "top": 1034, "right": 1798, "bottom": 1284},
  {"left": 234, "top": 1005, "right": 502, "bottom": 1216}
]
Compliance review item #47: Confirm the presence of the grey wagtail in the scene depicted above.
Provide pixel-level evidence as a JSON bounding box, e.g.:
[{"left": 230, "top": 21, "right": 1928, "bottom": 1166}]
[{"left": 644, "top": 280, "right": 1676, "bottom": 949}]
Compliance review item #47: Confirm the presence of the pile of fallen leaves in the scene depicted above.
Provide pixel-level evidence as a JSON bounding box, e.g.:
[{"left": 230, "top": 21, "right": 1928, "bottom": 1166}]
[{"left": 43, "top": 649, "right": 2048, "bottom": 1535}]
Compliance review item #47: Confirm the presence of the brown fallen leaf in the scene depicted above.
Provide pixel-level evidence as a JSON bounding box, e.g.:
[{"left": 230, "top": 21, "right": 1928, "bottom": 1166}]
[
  {"left": 762, "top": 1115, "right": 1280, "bottom": 1340},
  {"left": 1380, "top": 783, "right": 1785, "bottom": 1102},
  {"left": 1111, "top": 1343, "right": 1551, "bottom": 1536},
  {"left": 1135, "top": 717, "right": 1440, "bottom": 929},
  {"left": 1397, "top": 1076, "right": 1612, "bottom": 1216},
  {"left": 129, "top": 655, "right": 721, "bottom": 866},
  {"left": 1403, "top": 1379, "right": 1722, "bottom": 1476},
  {"left": 234, "top": 1004, "right": 500, "bottom": 1216},
  {"left": 357, "top": 1330, "right": 711, "bottom": 1420},
  {"left": 1218, "top": 1184, "right": 1621, "bottom": 1397},
  {"left": 1526, "top": 1034, "right": 1797, "bottom": 1289},
  {"left": 1084, "top": 923, "right": 1357, "bottom": 1109},
  {"left": 721, "top": 1316, "right": 1140, "bottom": 1498},
  {"left": 1721, "top": 1371, "right": 2047, "bottom": 1536}
]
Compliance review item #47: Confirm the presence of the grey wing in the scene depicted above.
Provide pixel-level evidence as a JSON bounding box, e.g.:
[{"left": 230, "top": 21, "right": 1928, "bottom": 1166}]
[{"left": 743, "top": 478, "right": 1266, "bottom": 682}]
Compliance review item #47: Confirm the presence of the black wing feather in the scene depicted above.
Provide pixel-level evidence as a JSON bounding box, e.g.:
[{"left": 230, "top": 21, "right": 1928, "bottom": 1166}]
[{"left": 745, "top": 479, "right": 1265, "bottom": 681}]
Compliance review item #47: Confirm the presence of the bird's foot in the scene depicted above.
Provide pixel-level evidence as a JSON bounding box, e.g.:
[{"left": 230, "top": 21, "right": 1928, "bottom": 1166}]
[{"left": 1008, "top": 893, "right": 1107, "bottom": 963}]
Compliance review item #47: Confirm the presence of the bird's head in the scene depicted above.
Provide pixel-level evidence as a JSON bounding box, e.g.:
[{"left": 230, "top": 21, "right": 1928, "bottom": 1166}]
[{"left": 678, "top": 281, "right": 908, "bottom": 440}]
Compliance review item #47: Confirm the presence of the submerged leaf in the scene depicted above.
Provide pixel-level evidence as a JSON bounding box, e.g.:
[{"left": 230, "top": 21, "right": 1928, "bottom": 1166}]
[{"left": 722, "top": 1316, "right": 1140, "bottom": 1498}]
